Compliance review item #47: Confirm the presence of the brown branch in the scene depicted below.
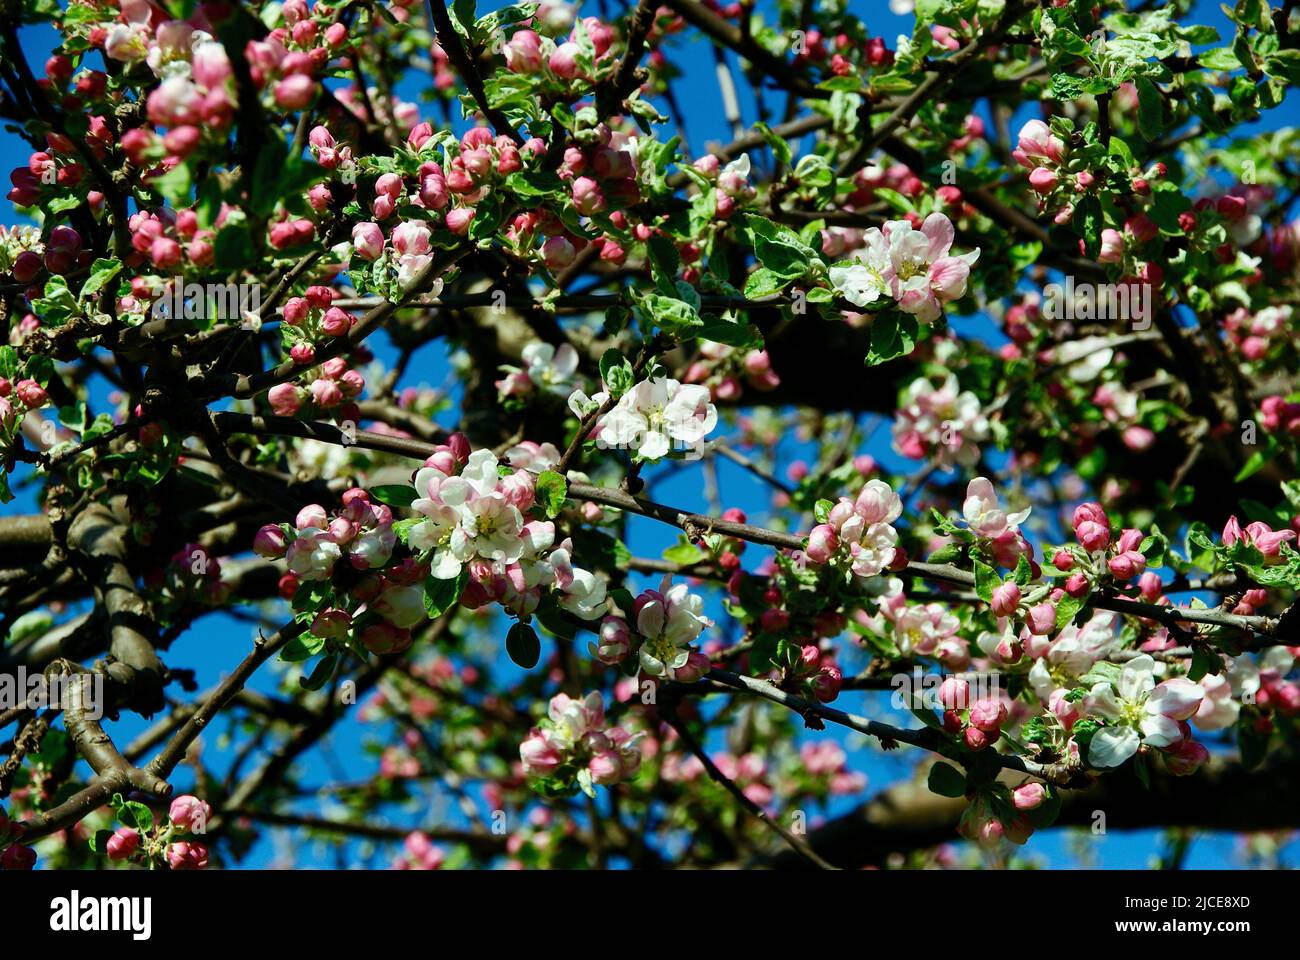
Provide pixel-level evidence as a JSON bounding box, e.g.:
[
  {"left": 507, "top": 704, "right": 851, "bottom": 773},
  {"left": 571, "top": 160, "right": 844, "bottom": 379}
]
[
  {"left": 424, "top": 0, "right": 523, "bottom": 144},
  {"left": 662, "top": 701, "right": 840, "bottom": 869}
]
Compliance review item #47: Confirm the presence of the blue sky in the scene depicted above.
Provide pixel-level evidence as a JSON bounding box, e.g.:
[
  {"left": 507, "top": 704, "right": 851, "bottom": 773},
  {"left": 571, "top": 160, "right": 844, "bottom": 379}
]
[{"left": 2, "top": 0, "right": 1294, "bottom": 869}]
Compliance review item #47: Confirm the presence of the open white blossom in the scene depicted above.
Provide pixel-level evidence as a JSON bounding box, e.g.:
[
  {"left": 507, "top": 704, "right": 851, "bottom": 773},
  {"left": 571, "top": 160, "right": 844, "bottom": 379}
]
[{"left": 597, "top": 377, "right": 717, "bottom": 460}]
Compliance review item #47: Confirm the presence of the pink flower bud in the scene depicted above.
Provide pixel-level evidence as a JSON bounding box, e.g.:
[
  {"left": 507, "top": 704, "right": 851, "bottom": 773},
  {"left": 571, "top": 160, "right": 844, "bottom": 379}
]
[
  {"left": 14, "top": 379, "right": 47, "bottom": 408},
  {"left": 274, "top": 74, "right": 315, "bottom": 109},
  {"left": 1, "top": 845, "right": 37, "bottom": 870},
  {"left": 168, "top": 795, "right": 211, "bottom": 833},
  {"left": 806, "top": 524, "right": 838, "bottom": 564},
  {"left": 969, "top": 698, "right": 1007, "bottom": 733},
  {"left": 1108, "top": 550, "right": 1146, "bottom": 580},
  {"left": 1075, "top": 520, "right": 1110, "bottom": 552},
  {"left": 1028, "top": 166, "right": 1058, "bottom": 194},
  {"left": 1098, "top": 228, "right": 1125, "bottom": 263},
  {"left": 351, "top": 221, "right": 385, "bottom": 260},
  {"left": 963, "top": 726, "right": 990, "bottom": 751},
  {"left": 1063, "top": 573, "right": 1090, "bottom": 598},
  {"left": 282, "top": 297, "right": 309, "bottom": 325},
  {"left": 166, "top": 841, "right": 209, "bottom": 870},
  {"left": 1012, "top": 782, "right": 1046, "bottom": 810},
  {"left": 571, "top": 176, "right": 605, "bottom": 215},
  {"left": 320, "top": 306, "right": 352, "bottom": 336},
  {"left": 253, "top": 524, "right": 288, "bottom": 557},
  {"left": 1025, "top": 602, "right": 1057, "bottom": 635},
  {"left": 541, "top": 235, "right": 576, "bottom": 270},
  {"left": 106, "top": 827, "right": 140, "bottom": 861},
  {"left": 268, "top": 383, "right": 301, "bottom": 416},
  {"left": 311, "top": 378, "right": 344, "bottom": 408},
  {"left": 445, "top": 206, "right": 474, "bottom": 235},
  {"left": 938, "top": 676, "right": 970, "bottom": 710},
  {"left": 1162, "top": 738, "right": 1209, "bottom": 776},
  {"left": 990, "top": 581, "right": 1021, "bottom": 617},
  {"left": 505, "top": 30, "right": 544, "bottom": 73},
  {"left": 361, "top": 622, "right": 412, "bottom": 654},
  {"left": 812, "top": 664, "right": 842, "bottom": 703},
  {"left": 549, "top": 42, "right": 580, "bottom": 79}
]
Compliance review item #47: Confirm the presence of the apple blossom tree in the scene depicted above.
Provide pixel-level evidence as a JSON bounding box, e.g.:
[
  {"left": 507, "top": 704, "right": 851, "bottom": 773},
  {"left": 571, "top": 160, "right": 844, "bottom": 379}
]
[{"left": 0, "top": 0, "right": 1298, "bottom": 871}]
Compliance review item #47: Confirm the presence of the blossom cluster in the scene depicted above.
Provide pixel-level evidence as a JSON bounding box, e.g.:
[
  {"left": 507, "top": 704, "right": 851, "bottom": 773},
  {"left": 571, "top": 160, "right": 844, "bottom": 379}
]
[
  {"left": 892, "top": 373, "right": 989, "bottom": 469},
  {"left": 519, "top": 692, "right": 641, "bottom": 796},
  {"left": 828, "top": 212, "right": 978, "bottom": 323},
  {"left": 806, "top": 479, "right": 905, "bottom": 580},
  {"left": 103, "top": 794, "right": 212, "bottom": 871}
]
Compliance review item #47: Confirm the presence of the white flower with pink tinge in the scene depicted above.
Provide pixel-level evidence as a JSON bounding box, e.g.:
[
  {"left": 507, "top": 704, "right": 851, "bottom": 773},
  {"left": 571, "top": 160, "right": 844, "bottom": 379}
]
[
  {"left": 634, "top": 577, "right": 712, "bottom": 677},
  {"left": 522, "top": 341, "right": 579, "bottom": 394},
  {"left": 504, "top": 440, "right": 561, "bottom": 472},
  {"left": 408, "top": 449, "right": 525, "bottom": 579},
  {"left": 1083, "top": 655, "right": 1204, "bottom": 767},
  {"left": 392, "top": 221, "right": 434, "bottom": 290},
  {"left": 877, "top": 214, "right": 979, "bottom": 323},
  {"left": 892, "top": 373, "right": 988, "bottom": 467},
  {"left": 597, "top": 377, "right": 718, "bottom": 460},
  {"left": 445, "top": 450, "right": 525, "bottom": 565},
  {"left": 548, "top": 538, "right": 609, "bottom": 620},
  {"left": 962, "top": 477, "right": 1031, "bottom": 538}
]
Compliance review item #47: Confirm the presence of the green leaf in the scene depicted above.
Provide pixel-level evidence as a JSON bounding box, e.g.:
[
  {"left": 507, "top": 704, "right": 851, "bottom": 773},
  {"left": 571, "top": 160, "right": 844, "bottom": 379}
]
[
  {"left": 663, "top": 539, "right": 702, "bottom": 565},
  {"left": 79, "top": 258, "right": 122, "bottom": 300},
  {"left": 695, "top": 320, "right": 762, "bottom": 349},
  {"left": 1050, "top": 73, "right": 1088, "bottom": 100},
  {"left": 1135, "top": 77, "right": 1164, "bottom": 139},
  {"left": 506, "top": 621, "right": 541, "bottom": 669},
  {"left": 926, "top": 543, "right": 964, "bottom": 564},
  {"left": 927, "top": 762, "right": 967, "bottom": 798},
  {"left": 752, "top": 121, "right": 792, "bottom": 167},
  {"left": 370, "top": 484, "right": 418, "bottom": 507},
  {"left": 599, "top": 349, "right": 634, "bottom": 399},
  {"left": 1236, "top": 712, "right": 1270, "bottom": 771},
  {"left": 1199, "top": 46, "right": 1245, "bottom": 70},
  {"left": 1263, "top": 50, "right": 1300, "bottom": 83},
  {"left": 1026, "top": 787, "right": 1063, "bottom": 829},
  {"left": 424, "top": 568, "right": 468, "bottom": 618},
  {"left": 150, "top": 162, "right": 192, "bottom": 206},
  {"left": 865, "top": 313, "right": 918, "bottom": 365},
  {"left": 535, "top": 470, "right": 568, "bottom": 518},
  {"left": 1054, "top": 593, "right": 1086, "bottom": 630},
  {"left": 280, "top": 632, "right": 327, "bottom": 662},
  {"left": 1078, "top": 661, "right": 1123, "bottom": 688},
  {"left": 300, "top": 653, "right": 338, "bottom": 690},
  {"left": 214, "top": 222, "right": 255, "bottom": 272},
  {"left": 1188, "top": 647, "right": 1221, "bottom": 682},
  {"left": 973, "top": 559, "right": 998, "bottom": 603},
  {"left": 640, "top": 293, "right": 702, "bottom": 335},
  {"left": 1234, "top": 447, "right": 1275, "bottom": 482},
  {"left": 122, "top": 800, "right": 154, "bottom": 832},
  {"left": 89, "top": 829, "right": 116, "bottom": 854},
  {"left": 739, "top": 214, "right": 817, "bottom": 280},
  {"left": 743, "top": 267, "right": 787, "bottom": 299}
]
